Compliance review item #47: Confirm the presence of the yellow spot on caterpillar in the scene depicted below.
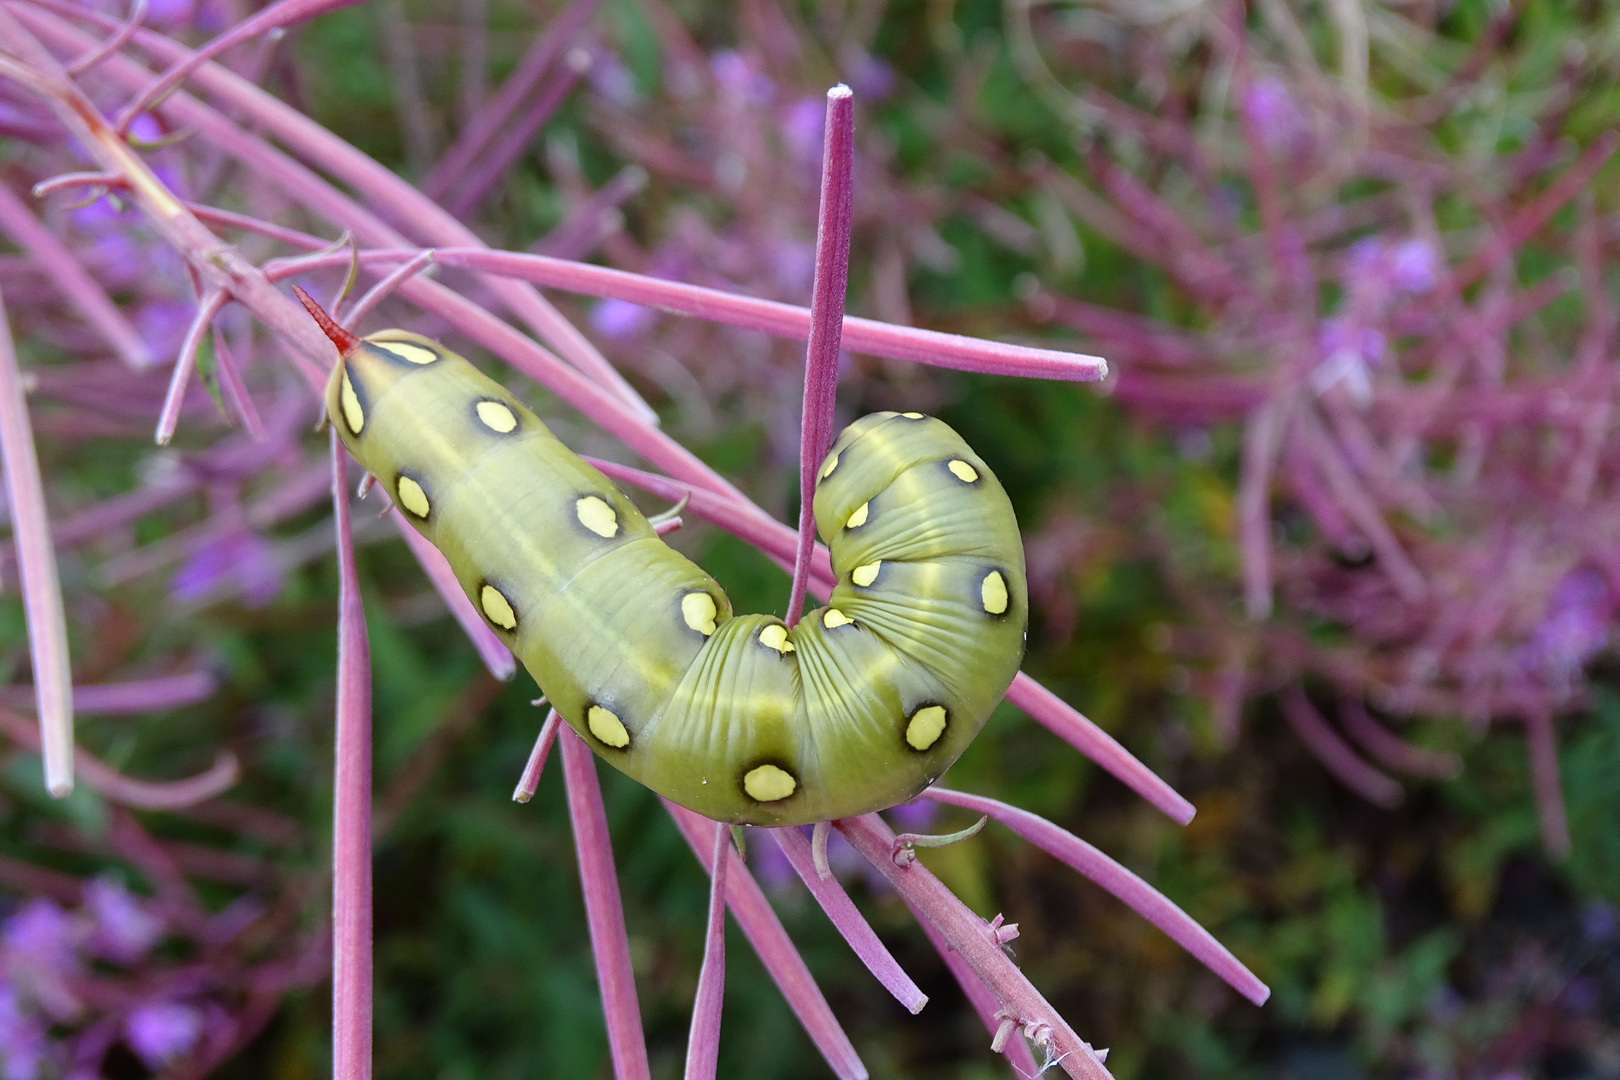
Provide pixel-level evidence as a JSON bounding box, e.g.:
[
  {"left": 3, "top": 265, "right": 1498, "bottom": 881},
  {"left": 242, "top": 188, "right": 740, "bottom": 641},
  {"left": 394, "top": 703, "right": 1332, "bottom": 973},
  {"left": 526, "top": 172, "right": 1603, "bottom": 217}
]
[
  {"left": 480, "top": 584, "right": 517, "bottom": 630},
  {"left": 906, "top": 706, "right": 948, "bottom": 751},
  {"left": 758, "top": 624, "right": 795, "bottom": 654},
  {"left": 822, "top": 608, "right": 853, "bottom": 629},
  {"left": 682, "top": 592, "right": 717, "bottom": 636},
  {"left": 901, "top": 411, "right": 924, "bottom": 419},
  {"left": 476, "top": 400, "right": 518, "bottom": 433},
  {"left": 743, "top": 764, "right": 796, "bottom": 802},
  {"left": 846, "top": 502, "right": 869, "bottom": 529},
  {"left": 981, "top": 571, "right": 1009, "bottom": 615},
  {"left": 819, "top": 452, "right": 840, "bottom": 480},
  {"left": 576, "top": 495, "right": 618, "bottom": 538},
  {"left": 395, "top": 476, "right": 430, "bottom": 518},
  {"left": 371, "top": 340, "right": 438, "bottom": 365},
  {"left": 948, "top": 459, "right": 979, "bottom": 483},
  {"left": 587, "top": 705, "right": 630, "bottom": 748},
  {"left": 339, "top": 371, "right": 364, "bottom": 434},
  {"left": 851, "top": 561, "right": 881, "bottom": 587}
]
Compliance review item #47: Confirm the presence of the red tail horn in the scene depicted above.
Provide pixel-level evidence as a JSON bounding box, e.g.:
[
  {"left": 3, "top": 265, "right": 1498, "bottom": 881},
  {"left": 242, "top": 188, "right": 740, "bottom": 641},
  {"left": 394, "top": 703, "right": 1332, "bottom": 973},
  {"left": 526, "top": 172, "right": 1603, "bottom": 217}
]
[{"left": 292, "top": 285, "right": 360, "bottom": 357}]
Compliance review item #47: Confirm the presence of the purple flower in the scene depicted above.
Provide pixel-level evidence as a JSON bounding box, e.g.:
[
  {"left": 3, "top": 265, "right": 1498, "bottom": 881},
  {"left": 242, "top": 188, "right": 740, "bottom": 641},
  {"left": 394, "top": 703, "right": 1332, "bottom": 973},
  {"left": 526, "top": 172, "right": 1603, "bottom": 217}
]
[
  {"left": 782, "top": 96, "right": 825, "bottom": 164},
  {"left": 710, "top": 51, "right": 774, "bottom": 105},
  {"left": 134, "top": 298, "right": 194, "bottom": 360},
  {"left": 590, "top": 298, "right": 655, "bottom": 339},
  {"left": 885, "top": 799, "right": 939, "bottom": 832},
  {"left": 1311, "top": 317, "right": 1383, "bottom": 402},
  {"left": 170, "top": 530, "right": 284, "bottom": 608},
  {"left": 844, "top": 51, "right": 896, "bottom": 101},
  {"left": 84, "top": 879, "right": 162, "bottom": 964},
  {"left": 0, "top": 987, "right": 49, "bottom": 1080},
  {"left": 1581, "top": 901, "right": 1617, "bottom": 943},
  {"left": 1389, "top": 238, "right": 1439, "bottom": 294},
  {"left": 124, "top": 1001, "right": 203, "bottom": 1068},
  {"left": 586, "top": 50, "right": 638, "bottom": 107},
  {"left": 3, "top": 902, "right": 76, "bottom": 976},
  {"left": 749, "top": 833, "right": 800, "bottom": 894},
  {"left": 1242, "top": 75, "right": 1308, "bottom": 152},
  {"left": 1523, "top": 568, "right": 1612, "bottom": 680}
]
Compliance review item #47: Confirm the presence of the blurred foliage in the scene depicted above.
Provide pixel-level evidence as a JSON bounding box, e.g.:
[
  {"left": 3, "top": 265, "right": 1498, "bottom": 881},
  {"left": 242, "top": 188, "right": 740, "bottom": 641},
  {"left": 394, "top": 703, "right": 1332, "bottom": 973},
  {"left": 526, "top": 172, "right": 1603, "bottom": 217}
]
[{"left": 1, "top": 0, "right": 1617, "bottom": 1077}]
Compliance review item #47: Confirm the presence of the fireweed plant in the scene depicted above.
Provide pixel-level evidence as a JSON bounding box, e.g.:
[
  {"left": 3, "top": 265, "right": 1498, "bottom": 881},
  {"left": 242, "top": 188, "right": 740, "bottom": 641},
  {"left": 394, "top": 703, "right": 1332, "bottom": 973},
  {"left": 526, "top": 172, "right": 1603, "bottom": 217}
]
[
  {"left": 995, "top": 1, "right": 1620, "bottom": 857},
  {"left": 0, "top": 2, "right": 1274, "bottom": 1078}
]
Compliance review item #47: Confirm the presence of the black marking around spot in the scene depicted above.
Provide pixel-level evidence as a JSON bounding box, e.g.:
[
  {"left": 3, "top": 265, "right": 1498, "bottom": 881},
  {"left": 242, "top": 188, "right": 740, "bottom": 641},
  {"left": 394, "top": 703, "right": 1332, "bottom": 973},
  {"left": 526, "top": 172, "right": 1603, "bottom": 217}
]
[
  {"left": 939, "top": 457, "right": 982, "bottom": 486},
  {"left": 568, "top": 491, "right": 624, "bottom": 541},
  {"left": 476, "top": 576, "right": 521, "bottom": 634},
  {"left": 366, "top": 340, "right": 441, "bottom": 367},
  {"left": 849, "top": 560, "right": 888, "bottom": 589},
  {"left": 336, "top": 359, "right": 371, "bottom": 440},
  {"left": 847, "top": 490, "right": 882, "bottom": 533},
  {"left": 584, "top": 697, "right": 633, "bottom": 752},
  {"left": 469, "top": 397, "right": 523, "bottom": 435},
  {"left": 394, "top": 467, "right": 432, "bottom": 522},
  {"left": 902, "top": 701, "right": 951, "bottom": 754},
  {"left": 676, "top": 591, "right": 720, "bottom": 642},
  {"left": 754, "top": 623, "right": 795, "bottom": 658},
  {"left": 979, "top": 566, "right": 1016, "bottom": 621},
  {"left": 737, "top": 757, "right": 801, "bottom": 803}
]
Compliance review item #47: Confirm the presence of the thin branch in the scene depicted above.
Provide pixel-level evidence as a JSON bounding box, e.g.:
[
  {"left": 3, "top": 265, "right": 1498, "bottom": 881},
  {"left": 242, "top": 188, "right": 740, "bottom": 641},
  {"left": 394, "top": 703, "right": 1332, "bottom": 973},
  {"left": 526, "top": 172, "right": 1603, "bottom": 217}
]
[
  {"left": 787, "top": 85, "right": 854, "bottom": 628},
  {"left": 0, "top": 290, "right": 73, "bottom": 796}
]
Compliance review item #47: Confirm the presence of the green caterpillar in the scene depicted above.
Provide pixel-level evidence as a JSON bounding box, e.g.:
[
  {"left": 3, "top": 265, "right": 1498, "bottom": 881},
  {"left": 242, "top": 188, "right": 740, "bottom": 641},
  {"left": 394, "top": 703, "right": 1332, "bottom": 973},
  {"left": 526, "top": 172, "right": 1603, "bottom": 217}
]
[{"left": 304, "top": 299, "right": 1026, "bottom": 826}]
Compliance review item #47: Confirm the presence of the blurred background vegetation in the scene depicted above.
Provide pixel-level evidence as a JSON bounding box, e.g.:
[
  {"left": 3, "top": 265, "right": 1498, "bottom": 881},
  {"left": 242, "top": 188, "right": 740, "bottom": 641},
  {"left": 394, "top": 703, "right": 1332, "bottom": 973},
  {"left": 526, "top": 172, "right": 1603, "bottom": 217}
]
[{"left": 4, "top": 0, "right": 1620, "bottom": 1077}]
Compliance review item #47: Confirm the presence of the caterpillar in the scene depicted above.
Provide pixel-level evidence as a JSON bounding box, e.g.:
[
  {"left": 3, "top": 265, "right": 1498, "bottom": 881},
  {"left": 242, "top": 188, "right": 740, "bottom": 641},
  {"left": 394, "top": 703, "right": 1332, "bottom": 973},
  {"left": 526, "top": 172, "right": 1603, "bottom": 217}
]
[{"left": 301, "top": 295, "right": 1026, "bottom": 826}]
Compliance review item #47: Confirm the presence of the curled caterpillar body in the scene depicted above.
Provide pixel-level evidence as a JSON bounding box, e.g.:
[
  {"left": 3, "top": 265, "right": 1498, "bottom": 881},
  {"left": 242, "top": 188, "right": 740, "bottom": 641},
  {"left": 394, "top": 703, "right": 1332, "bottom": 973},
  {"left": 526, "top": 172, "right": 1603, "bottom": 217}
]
[{"left": 324, "top": 329, "right": 1026, "bottom": 825}]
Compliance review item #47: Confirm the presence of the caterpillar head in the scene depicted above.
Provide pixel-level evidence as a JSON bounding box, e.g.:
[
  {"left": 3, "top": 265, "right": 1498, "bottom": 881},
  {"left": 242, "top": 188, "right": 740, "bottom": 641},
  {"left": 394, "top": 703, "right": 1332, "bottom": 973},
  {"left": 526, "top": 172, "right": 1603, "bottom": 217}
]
[{"left": 292, "top": 286, "right": 448, "bottom": 452}]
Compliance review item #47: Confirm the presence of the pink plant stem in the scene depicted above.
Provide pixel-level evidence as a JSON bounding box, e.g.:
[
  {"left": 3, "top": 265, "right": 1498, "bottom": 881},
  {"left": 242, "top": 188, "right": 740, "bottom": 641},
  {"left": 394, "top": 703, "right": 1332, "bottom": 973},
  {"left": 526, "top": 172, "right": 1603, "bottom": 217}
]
[
  {"left": 27, "top": 1, "right": 656, "bottom": 422},
  {"left": 560, "top": 728, "right": 652, "bottom": 1080},
  {"left": 1451, "top": 132, "right": 1619, "bottom": 292},
  {"left": 836, "top": 813, "right": 1111, "bottom": 1080},
  {"left": 443, "top": 60, "right": 584, "bottom": 219},
  {"left": 511, "top": 708, "right": 561, "bottom": 803},
  {"left": 0, "top": 290, "right": 74, "bottom": 797},
  {"left": 188, "top": 201, "right": 330, "bottom": 250},
  {"left": 769, "top": 825, "right": 927, "bottom": 1014},
  {"left": 1279, "top": 687, "right": 1402, "bottom": 808},
  {"left": 787, "top": 85, "right": 853, "bottom": 628},
  {"left": 1296, "top": 405, "right": 1426, "bottom": 601},
  {"left": 923, "top": 788, "right": 1269, "bottom": 1005},
  {"left": 0, "top": 669, "right": 215, "bottom": 715},
  {"left": 0, "top": 9, "right": 338, "bottom": 373},
  {"left": 63, "top": 0, "right": 146, "bottom": 75},
  {"left": 426, "top": 249, "right": 1107, "bottom": 381},
  {"left": 329, "top": 432, "right": 373, "bottom": 1080},
  {"left": 0, "top": 178, "right": 149, "bottom": 368},
  {"left": 1338, "top": 697, "right": 1461, "bottom": 779},
  {"left": 112, "top": 0, "right": 369, "bottom": 133},
  {"left": 211, "top": 326, "right": 266, "bottom": 440},
  {"left": 1523, "top": 709, "right": 1571, "bottom": 860},
  {"left": 1238, "top": 395, "right": 1286, "bottom": 620},
  {"left": 684, "top": 821, "right": 729, "bottom": 1080},
  {"left": 663, "top": 801, "right": 866, "bottom": 1080},
  {"left": 388, "top": 511, "right": 515, "bottom": 681},
  {"left": 908, "top": 905, "right": 1041, "bottom": 1078},
  {"left": 422, "top": 0, "right": 599, "bottom": 199},
  {"left": 340, "top": 248, "right": 436, "bottom": 329},
  {"left": 0, "top": 706, "right": 237, "bottom": 808},
  {"left": 156, "top": 287, "right": 226, "bottom": 445},
  {"left": 1004, "top": 674, "right": 1196, "bottom": 825}
]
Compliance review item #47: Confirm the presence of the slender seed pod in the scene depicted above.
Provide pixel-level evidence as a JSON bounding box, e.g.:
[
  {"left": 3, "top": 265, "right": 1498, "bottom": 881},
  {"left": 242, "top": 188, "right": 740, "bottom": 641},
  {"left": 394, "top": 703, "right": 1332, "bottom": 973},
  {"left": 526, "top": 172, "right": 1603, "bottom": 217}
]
[{"left": 309, "top": 307, "right": 1026, "bottom": 825}]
